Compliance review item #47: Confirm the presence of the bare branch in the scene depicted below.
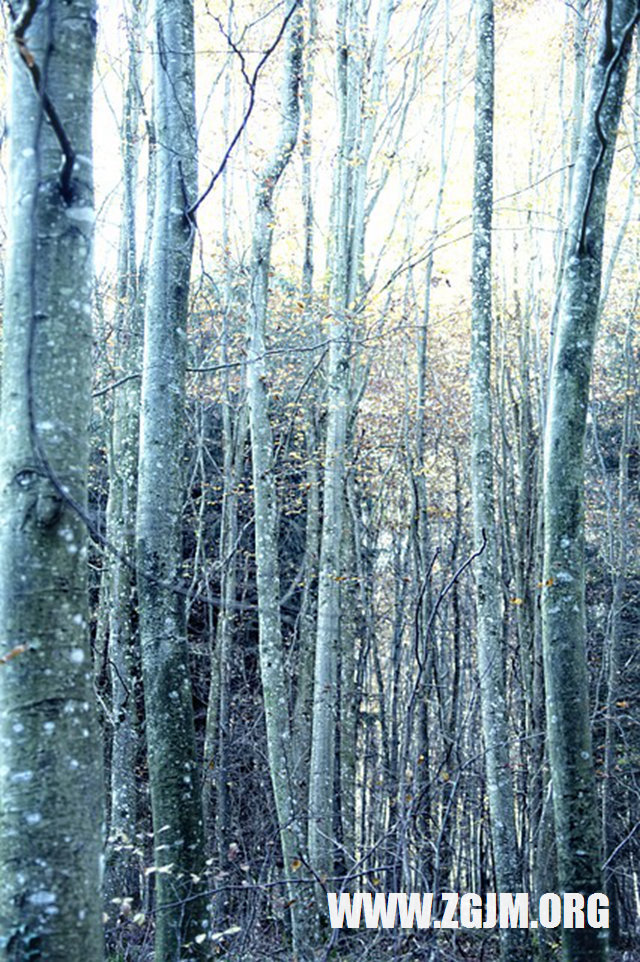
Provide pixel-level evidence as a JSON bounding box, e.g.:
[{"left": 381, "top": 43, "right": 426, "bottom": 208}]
[{"left": 187, "top": 0, "right": 302, "bottom": 218}]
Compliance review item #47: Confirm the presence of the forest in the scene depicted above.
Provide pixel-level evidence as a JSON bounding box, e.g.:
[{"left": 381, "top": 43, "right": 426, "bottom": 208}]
[{"left": 0, "top": 0, "right": 638, "bottom": 960}]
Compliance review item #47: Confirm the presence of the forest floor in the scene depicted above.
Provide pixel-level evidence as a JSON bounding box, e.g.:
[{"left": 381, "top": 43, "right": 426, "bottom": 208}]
[
  {"left": 107, "top": 936, "right": 640, "bottom": 962},
  {"left": 106, "top": 925, "right": 640, "bottom": 961}
]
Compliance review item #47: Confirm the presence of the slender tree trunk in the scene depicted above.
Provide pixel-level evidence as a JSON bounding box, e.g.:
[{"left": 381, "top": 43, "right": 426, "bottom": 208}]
[
  {"left": 244, "top": 7, "right": 309, "bottom": 955},
  {"left": 290, "top": 0, "right": 319, "bottom": 830},
  {"left": 0, "top": 2, "right": 103, "bottom": 959},
  {"left": 135, "top": 0, "right": 209, "bottom": 956},
  {"left": 103, "top": 0, "right": 145, "bottom": 906},
  {"left": 205, "top": 403, "right": 246, "bottom": 914},
  {"left": 308, "top": 0, "right": 363, "bottom": 887},
  {"left": 470, "top": 2, "right": 528, "bottom": 959},
  {"left": 541, "top": 4, "right": 636, "bottom": 961},
  {"left": 291, "top": 410, "right": 320, "bottom": 816},
  {"left": 602, "top": 329, "right": 632, "bottom": 945},
  {"left": 202, "top": 22, "right": 239, "bottom": 878}
]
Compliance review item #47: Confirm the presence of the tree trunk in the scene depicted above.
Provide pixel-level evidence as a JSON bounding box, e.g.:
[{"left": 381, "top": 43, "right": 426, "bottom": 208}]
[
  {"left": 541, "top": 4, "right": 636, "bottom": 961},
  {"left": 470, "top": 2, "right": 528, "bottom": 959},
  {"left": 135, "top": 0, "right": 209, "bottom": 956},
  {"left": 308, "top": 0, "right": 363, "bottom": 887},
  {"left": 0, "top": 2, "right": 103, "bottom": 959},
  {"left": 602, "top": 338, "right": 632, "bottom": 945},
  {"left": 244, "top": 7, "right": 309, "bottom": 955},
  {"left": 103, "top": 0, "right": 145, "bottom": 906}
]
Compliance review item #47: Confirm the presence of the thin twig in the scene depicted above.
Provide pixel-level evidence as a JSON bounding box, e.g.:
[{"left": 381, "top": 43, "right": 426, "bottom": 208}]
[{"left": 187, "top": 0, "right": 302, "bottom": 218}]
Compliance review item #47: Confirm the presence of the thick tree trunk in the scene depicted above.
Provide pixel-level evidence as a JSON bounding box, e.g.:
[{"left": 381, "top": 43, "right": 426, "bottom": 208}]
[
  {"left": 470, "top": 2, "right": 528, "bottom": 959},
  {"left": 0, "top": 3, "right": 103, "bottom": 959},
  {"left": 135, "top": 0, "right": 209, "bottom": 957},
  {"left": 541, "top": 4, "right": 636, "bottom": 961}
]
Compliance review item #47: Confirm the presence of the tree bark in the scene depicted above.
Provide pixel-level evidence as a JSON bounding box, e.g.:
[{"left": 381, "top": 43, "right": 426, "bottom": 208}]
[
  {"left": 0, "top": 2, "right": 103, "bottom": 959},
  {"left": 135, "top": 0, "right": 209, "bottom": 956},
  {"left": 244, "top": 6, "right": 309, "bottom": 954},
  {"left": 308, "top": 0, "right": 363, "bottom": 887},
  {"left": 103, "top": 0, "right": 145, "bottom": 906},
  {"left": 470, "top": 2, "right": 528, "bottom": 959},
  {"left": 542, "top": 3, "right": 636, "bottom": 961}
]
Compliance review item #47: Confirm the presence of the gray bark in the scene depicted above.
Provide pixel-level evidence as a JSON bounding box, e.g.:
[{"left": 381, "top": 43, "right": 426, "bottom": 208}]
[
  {"left": 470, "top": 2, "right": 528, "bottom": 959},
  {"left": 0, "top": 2, "right": 103, "bottom": 959},
  {"left": 308, "top": 0, "right": 363, "bottom": 886},
  {"left": 290, "top": 0, "right": 319, "bottom": 815},
  {"left": 103, "top": 0, "right": 145, "bottom": 905},
  {"left": 244, "top": 6, "right": 308, "bottom": 954},
  {"left": 307, "top": 0, "right": 397, "bottom": 888},
  {"left": 204, "top": 402, "right": 246, "bottom": 906},
  {"left": 291, "top": 410, "right": 320, "bottom": 817},
  {"left": 602, "top": 327, "right": 633, "bottom": 944},
  {"left": 541, "top": 3, "right": 636, "bottom": 961},
  {"left": 135, "top": 0, "right": 209, "bottom": 956}
]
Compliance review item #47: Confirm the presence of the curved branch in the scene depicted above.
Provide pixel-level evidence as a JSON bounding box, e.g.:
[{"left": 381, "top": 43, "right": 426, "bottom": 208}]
[
  {"left": 578, "top": 6, "right": 639, "bottom": 253},
  {"left": 187, "top": 0, "right": 301, "bottom": 219},
  {"left": 10, "top": 0, "right": 76, "bottom": 200}
]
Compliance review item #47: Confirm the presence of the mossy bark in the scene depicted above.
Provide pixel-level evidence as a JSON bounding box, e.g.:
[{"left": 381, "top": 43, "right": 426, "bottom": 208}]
[{"left": 542, "top": 4, "right": 635, "bottom": 961}]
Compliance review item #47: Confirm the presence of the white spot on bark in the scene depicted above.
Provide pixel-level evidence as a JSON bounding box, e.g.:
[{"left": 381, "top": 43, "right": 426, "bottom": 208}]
[
  {"left": 66, "top": 207, "right": 95, "bottom": 224},
  {"left": 29, "top": 891, "right": 55, "bottom": 905},
  {"left": 11, "top": 771, "right": 33, "bottom": 783}
]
